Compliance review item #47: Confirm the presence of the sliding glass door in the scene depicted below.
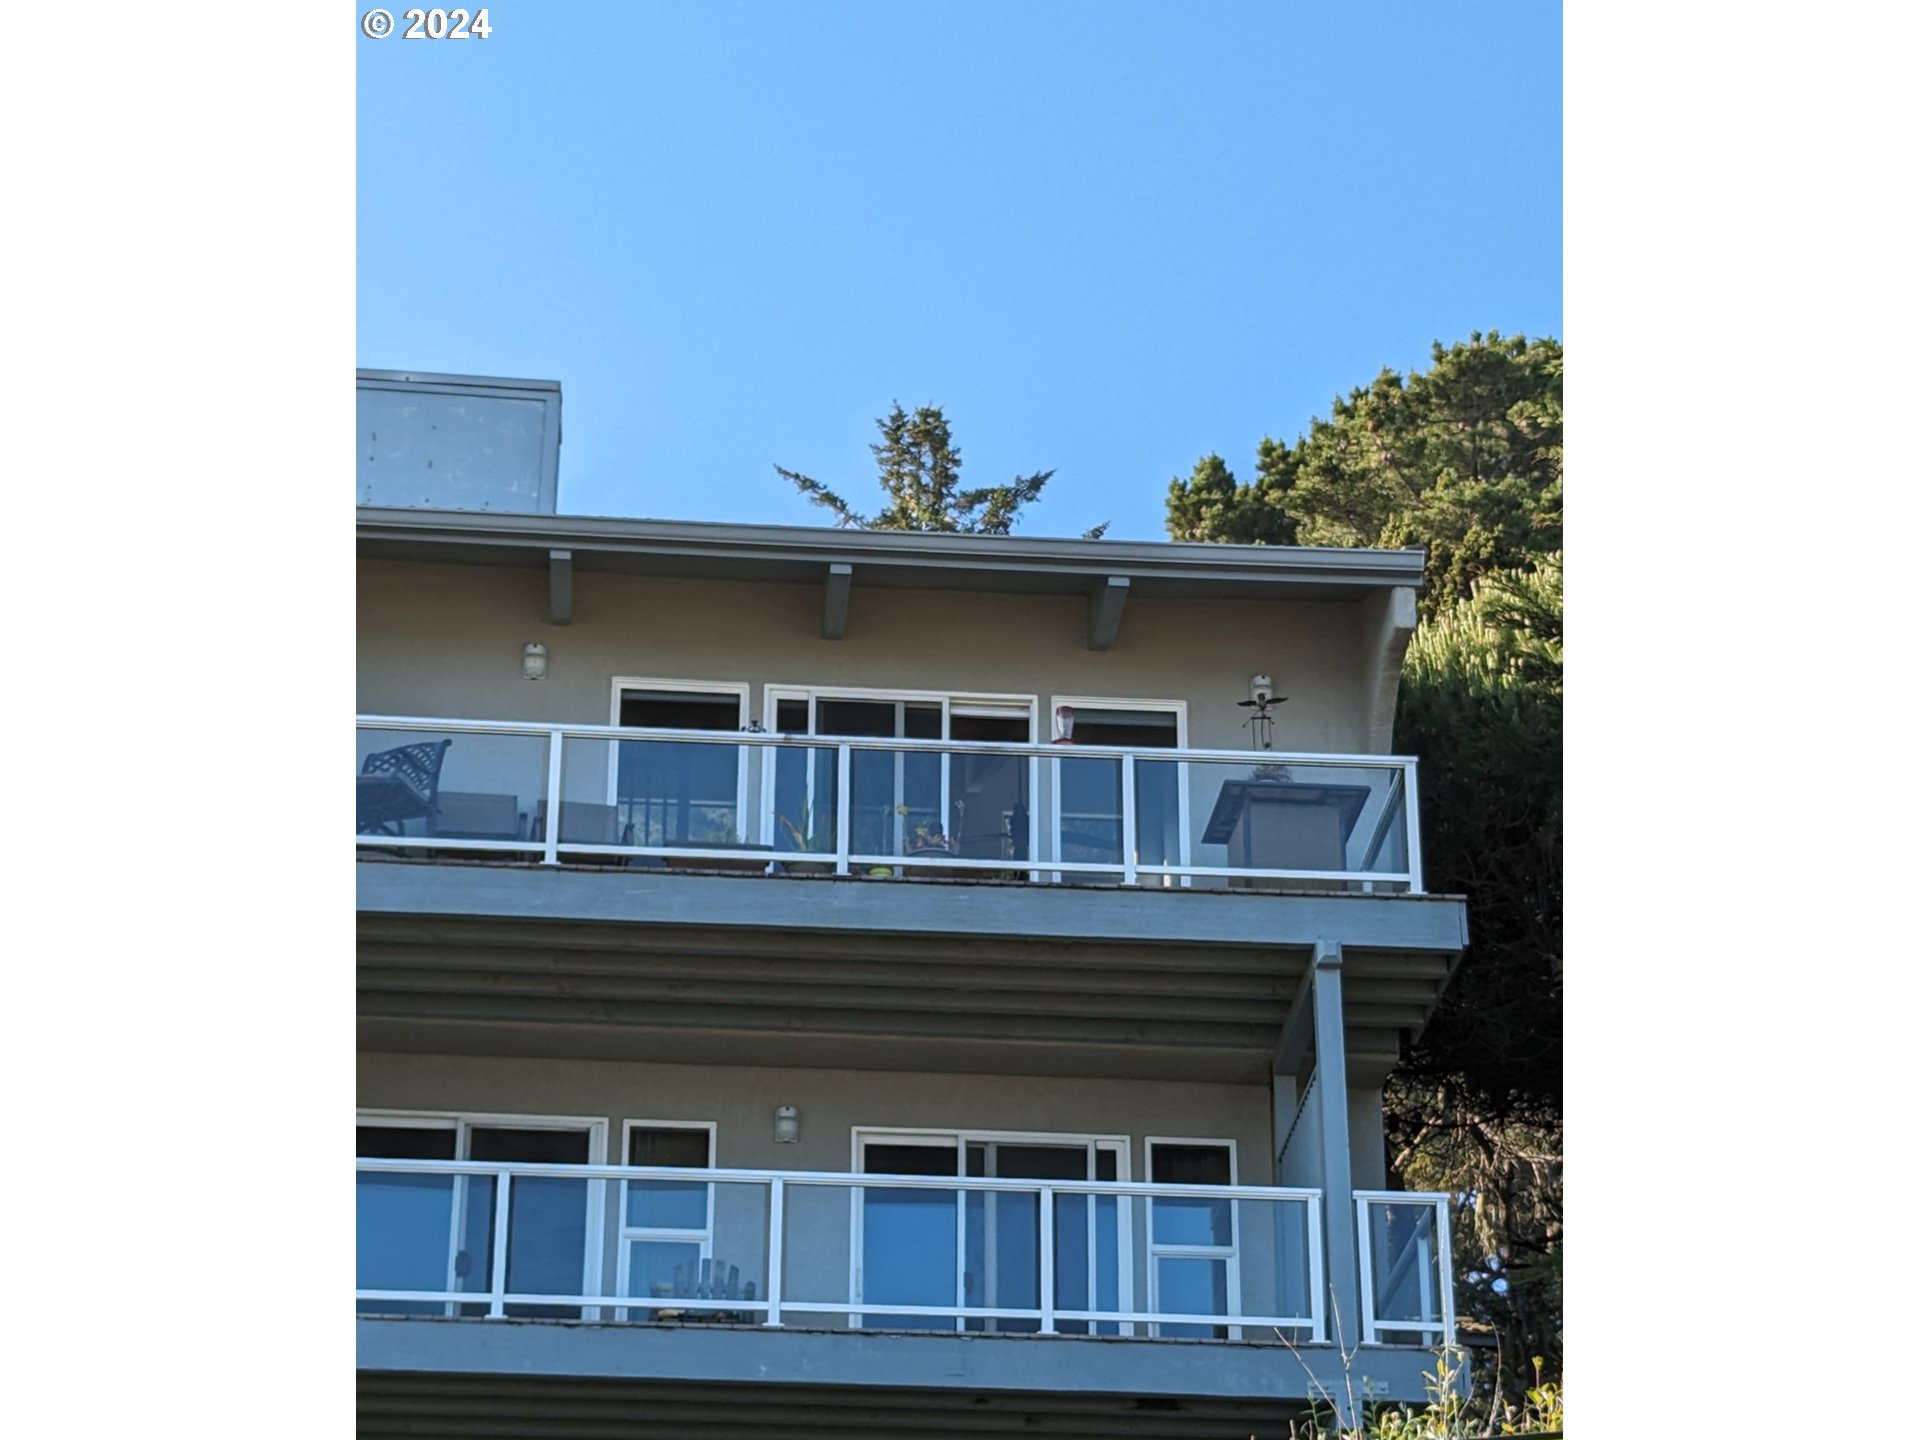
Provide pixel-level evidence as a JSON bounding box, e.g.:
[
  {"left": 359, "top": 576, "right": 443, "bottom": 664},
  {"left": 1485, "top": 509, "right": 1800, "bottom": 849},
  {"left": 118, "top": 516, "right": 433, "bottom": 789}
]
[
  {"left": 357, "top": 1113, "right": 604, "bottom": 1319},
  {"left": 764, "top": 691, "right": 1034, "bottom": 863},
  {"left": 854, "top": 1130, "right": 1127, "bottom": 1334}
]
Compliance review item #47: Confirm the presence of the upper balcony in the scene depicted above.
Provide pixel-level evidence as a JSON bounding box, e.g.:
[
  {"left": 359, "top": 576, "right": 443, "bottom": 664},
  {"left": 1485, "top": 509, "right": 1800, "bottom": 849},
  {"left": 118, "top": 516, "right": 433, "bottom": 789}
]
[
  {"left": 355, "top": 715, "right": 1466, "bottom": 1081},
  {"left": 356, "top": 716, "right": 1423, "bottom": 893}
]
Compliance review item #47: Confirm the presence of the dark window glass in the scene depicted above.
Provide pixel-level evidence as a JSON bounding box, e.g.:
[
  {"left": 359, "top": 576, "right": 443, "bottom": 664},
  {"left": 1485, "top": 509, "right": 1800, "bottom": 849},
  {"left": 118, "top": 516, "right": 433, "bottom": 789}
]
[
  {"left": 358, "top": 1125, "right": 456, "bottom": 1159},
  {"left": 627, "top": 1127, "right": 712, "bottom": 1168},
  {"left": 866, "top": 1143, "right": 959, "bottom": 1176},
  {"left": 1150, "top": 1143, "right": 1232, "bottom": 1186},
  {"left": 466, "top": 1127, "right": 591, "bottom": 1164},
  {"left": 619, "top": 693, "right": 739, "bottom": 730}
]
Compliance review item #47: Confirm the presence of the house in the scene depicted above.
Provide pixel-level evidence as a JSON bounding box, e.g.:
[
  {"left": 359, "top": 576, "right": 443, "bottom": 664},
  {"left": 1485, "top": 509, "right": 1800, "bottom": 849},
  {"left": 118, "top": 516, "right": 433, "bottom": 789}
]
[{"left": 355, "top": 371, "right": 1468, "bottom": 1437}]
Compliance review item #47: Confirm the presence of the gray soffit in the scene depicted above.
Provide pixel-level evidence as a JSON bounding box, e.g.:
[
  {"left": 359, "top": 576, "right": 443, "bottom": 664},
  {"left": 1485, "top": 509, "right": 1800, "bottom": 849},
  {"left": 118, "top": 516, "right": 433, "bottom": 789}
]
[
  {"left": 355, "top": 861, "right": 1467, "bottom": 1083},
  {"left": 356, "top": 506, "right": 1427, "bottom": 604}
]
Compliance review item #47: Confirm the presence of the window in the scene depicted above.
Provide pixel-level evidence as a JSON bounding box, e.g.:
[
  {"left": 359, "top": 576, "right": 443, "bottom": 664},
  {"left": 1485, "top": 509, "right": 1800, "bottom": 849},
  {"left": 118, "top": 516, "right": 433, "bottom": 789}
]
[
  {"left": 1050, "top": 699, "right": 1188, "bottom": 878},
  {"left": 1146, "top": 1138, "right": 1238, "bottom": 1338},
  {"left": 609, "top": 681, "right": 749, "bottom": 846},
  {"left": 356, "top": 1112, "right": 605, "bottom": 1319},
  {"left": 617, "top": 1122, "right": 717, "bottom": 1317}
]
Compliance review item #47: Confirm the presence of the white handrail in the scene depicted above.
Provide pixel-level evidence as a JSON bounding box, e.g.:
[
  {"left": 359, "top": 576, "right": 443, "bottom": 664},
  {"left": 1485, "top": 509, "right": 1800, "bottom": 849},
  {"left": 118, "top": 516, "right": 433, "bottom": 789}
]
[
  {"left": 357, "top": 713, "right": 1420, "bottom": 769},
  {"left": 357, "top": 1156, "right": 1324, "bottom": 1201}
]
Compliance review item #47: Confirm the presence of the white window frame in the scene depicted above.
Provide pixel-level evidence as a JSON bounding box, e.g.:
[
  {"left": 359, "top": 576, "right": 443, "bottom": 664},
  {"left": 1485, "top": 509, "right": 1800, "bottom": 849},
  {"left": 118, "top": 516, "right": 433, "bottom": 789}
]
[
  {"left": 759, "top": 685, "right": 1038, "bottom": 857},
  {"left": 356, "top": 1108, "right": 609, "bottom": 1318},
  {"left": 849, "top": 1125, "right": 1132, "bottom": 1333},
  {"left": 1144, "top": 1134, "right": 1241, "bottom": 1338},
  {"left": 605, "top": 678, "right": 752, "bottom": 844},
  {"left": 613, "top": 1118, "right": 719, "bottom": 1321},
  {"left": 1047, "top": 696, "right": 1191, "bottom": 883}
]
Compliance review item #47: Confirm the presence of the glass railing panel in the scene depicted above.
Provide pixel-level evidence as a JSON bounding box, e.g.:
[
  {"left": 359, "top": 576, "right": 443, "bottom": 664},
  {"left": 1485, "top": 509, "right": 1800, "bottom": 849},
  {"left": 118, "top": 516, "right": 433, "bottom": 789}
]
[
  {"left": 1132, "top": 1193, "right": 1319, "bottom": 1340},
  {"left": 356, "top": 725, "right": 548, "bottom": 850},
  {"left": 553, "top": 733, "right": 748, "bottom": 854},
  {"left": 768, "top": 739, "right": 843, "bottom": 863},
  {"left": 356, "top": 1166, "right": 459, "bottom": 1315},
  {"left": 834, "top": 745, "right": 946, "bottom": 866},
  {"left": 855, "top": 1176, "right": 963, "bottom": 1330},
  {"left": 488, "top": 1171, "right": 589, "bottom": 1318},
  {"left": 1154, "top": 757, "right": 1412, "bottom": 890},
  {"left": 775, "top": 1181, "right": 856, "bottom": 1326},
  {"left": 1053, "top": 752, "right": 1125, "bottom": 873},
  {"left": 1364, "top": 1198, "right": 1449, "bottom": 1341},
  {"left": 618, "top": 1177, "right": 770, "bottom": 1322}
]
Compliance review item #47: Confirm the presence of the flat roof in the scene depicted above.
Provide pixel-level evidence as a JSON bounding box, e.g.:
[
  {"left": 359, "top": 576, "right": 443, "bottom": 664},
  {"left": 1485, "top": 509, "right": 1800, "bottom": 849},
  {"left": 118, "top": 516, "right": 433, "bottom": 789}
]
[{"left": 356, "top": 506, "right": 1426, "bottom": 602}]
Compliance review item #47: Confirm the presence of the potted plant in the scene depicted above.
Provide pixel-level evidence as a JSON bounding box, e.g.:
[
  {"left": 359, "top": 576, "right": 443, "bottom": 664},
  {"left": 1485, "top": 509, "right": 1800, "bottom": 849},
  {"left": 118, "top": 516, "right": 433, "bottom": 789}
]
[{"left": 772, "top": 803, "right": 836, "bottom": 876}]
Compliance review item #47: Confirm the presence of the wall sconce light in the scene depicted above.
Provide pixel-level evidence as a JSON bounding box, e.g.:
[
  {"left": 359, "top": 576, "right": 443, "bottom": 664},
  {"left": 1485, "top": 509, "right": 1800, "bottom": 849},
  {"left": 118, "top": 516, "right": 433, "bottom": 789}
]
[
  {"left": 1237, "top": 673, "right": 1287, "bottom": 750},
  {"left": 773, "top": 1105, "right": 800, "bottom": 1144},
  {"left": 522, "top": 642, "right": 547, "bottom": 681}
]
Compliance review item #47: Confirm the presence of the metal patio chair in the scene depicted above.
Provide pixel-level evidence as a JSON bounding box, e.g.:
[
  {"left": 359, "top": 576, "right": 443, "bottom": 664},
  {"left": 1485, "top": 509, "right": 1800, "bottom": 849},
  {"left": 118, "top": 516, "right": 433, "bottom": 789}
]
[{"left": 356, "top": 738, "right": 452, "bottom": 836}]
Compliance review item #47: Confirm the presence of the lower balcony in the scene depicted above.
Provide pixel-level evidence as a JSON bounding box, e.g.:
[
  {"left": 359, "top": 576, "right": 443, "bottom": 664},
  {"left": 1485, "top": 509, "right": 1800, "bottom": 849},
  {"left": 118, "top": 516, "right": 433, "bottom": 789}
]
[{"left": 358, "top": 1157, "right": 1455, "bottom": 1424}]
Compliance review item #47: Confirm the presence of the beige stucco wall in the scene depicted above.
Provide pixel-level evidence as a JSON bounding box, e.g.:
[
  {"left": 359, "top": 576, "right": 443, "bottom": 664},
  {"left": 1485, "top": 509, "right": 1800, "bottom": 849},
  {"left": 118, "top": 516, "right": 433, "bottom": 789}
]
[
  {"left": 359, "top": 1051, "right": 1274, "bottom": 1175},
  {"left": 357, "top": 560, "right": 1380, "bottom": 754}
]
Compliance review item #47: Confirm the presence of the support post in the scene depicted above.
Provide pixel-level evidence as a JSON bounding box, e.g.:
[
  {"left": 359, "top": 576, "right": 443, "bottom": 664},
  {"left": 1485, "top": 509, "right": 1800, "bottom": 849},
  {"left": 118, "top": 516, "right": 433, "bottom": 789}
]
[{"left": 1310, "top": 940, "right": 1361, "bottom": 1385}]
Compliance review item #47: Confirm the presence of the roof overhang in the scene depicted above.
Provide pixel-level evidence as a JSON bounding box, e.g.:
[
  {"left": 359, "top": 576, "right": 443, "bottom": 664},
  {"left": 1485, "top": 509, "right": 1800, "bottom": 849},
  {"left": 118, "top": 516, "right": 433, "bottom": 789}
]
[{"left": 356, "top": 506, "right": 1427, "bottom": 606}]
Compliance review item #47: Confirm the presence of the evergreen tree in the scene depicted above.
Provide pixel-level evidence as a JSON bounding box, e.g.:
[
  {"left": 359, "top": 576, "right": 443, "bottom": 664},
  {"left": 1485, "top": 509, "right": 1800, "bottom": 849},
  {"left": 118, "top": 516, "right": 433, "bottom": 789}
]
[
  {"left": 1166, "top": 332, "right": 1560, "bottom": 608},
  {"left": 1387, "top": 558, "right": 1563, "bottom": 1400},
  {"left": 778, "top": 403, "right": 1106, "bottom": 537}
]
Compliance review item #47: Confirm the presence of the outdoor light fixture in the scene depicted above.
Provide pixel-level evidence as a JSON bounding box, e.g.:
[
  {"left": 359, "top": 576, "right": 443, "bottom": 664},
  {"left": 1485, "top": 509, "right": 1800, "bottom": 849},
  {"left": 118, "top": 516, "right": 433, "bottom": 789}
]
[
  {"left": 773, "top": 1105, "right": 801, "bottom": 1144},
  {"left": 1053, "top": 705, "right": 1076, "bottom": 742},
  {"left": 522, "top": 642, "right": 547, "bottom": 681},
  {"left": 1237, "top": 673, "right": 1287, "bottom": 750}
]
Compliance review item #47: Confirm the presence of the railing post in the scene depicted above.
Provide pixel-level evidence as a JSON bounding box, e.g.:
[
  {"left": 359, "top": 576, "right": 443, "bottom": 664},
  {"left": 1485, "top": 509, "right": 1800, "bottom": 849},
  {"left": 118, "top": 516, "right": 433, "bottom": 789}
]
[
  {"left": 834, "top": 743, "right": 852, "bottom": 876},
  {"left": 488, "top": 1171, "right": 513, "bottom": 1318},
  {"left": 1354, "top": 1196, "right": 1376, "bottom": 1345},
  {"left": 1306, "top": 1193, "right": 1327, "bottom": 1344},
  {"left": 1119, "top": 754, "right": 1138, "bottom": 887},
  {"left": 1310, "top": 944, "right": 1362, "bottom": 1350},
  {"left": 1038, "top": 1185, "right": 1056, "bottom": 1334},
  {"left": 1402, "top": 759, "right": 1423, "bottom": 894},
  {"left": 765, "top": 1178, "right": 785, "bottom": 1327},
  {"left": 1436, "top": 1195, "right": 1455, "bottom": 1344},
  {"left": 542, "top": 731, "right": 564, "bottom": 866}
]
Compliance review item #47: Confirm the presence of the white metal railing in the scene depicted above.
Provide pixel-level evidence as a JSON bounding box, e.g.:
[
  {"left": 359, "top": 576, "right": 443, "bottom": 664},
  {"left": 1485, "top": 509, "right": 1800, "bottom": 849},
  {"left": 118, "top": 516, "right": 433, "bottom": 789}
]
[
  {"left": 1355, "top": 1191, "right": 1455, "bottom": 1346},
  {"left": 355, "top": 716, "right": 1423, "bottom": 892},
  {"left": 356, "top": 1158, "right": 1328, "bottom": 1340}
]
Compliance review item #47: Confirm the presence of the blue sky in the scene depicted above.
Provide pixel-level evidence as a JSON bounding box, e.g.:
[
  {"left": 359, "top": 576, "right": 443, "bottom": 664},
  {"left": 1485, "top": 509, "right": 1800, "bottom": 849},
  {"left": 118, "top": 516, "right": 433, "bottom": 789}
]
[{"left": 357, "top": 1, "right": 1561, "bottom": 540}]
